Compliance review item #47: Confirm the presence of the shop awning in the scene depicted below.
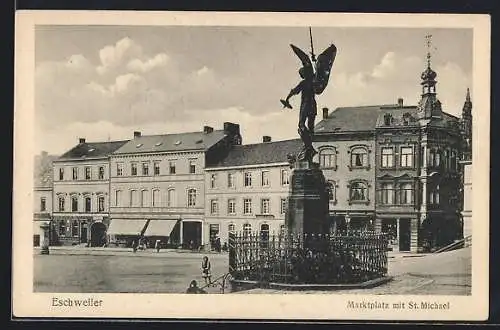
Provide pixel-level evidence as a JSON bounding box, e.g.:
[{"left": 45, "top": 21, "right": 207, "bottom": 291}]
[
  {"left": 107, "top": 219, "right": 148, "bottom": 236},
  {"left": 143, "top": 220, "right": 178, "bottom": 237}
]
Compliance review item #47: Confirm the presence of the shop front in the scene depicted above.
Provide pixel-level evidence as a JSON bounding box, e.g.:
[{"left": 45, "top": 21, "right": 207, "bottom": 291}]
[
  {"left": 51, "top": 215, "right": 99, "bottom": 246},
  {"left": 107, "top": 218, "right": 148, "bottom": 247},
  {"left": 143, "top": 219, "right": 179, "bottom": 248}
]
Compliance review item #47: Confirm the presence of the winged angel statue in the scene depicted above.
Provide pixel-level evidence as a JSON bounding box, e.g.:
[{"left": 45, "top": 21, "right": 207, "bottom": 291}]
[{"left": 281, "top": 31, "right": 337, "bottom": 163}]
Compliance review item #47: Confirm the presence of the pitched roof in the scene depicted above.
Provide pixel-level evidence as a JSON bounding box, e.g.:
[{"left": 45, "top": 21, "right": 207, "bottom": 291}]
[
  {"left": 375, "top": 106, "right": 419, "bottom": 128},
  {"left": 113, "top": 130, "right": 227, "bottom": 155},
  {"left": 58, "top": 140, "right": 129, "bottom": 160},
  {"left": 315, "top": 105, "right": 396, "bottom": 133},
  {"left": 316, "top": 104, "right": 460, "bottom": 133},
  {"left": 209, "top": 139, "right": 303, "bottom": 168}
]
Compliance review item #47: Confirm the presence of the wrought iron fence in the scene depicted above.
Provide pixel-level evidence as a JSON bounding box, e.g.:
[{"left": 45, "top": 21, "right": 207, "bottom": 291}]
[{"left": 228, "top": 231, "right": 388, "bottom": 285}]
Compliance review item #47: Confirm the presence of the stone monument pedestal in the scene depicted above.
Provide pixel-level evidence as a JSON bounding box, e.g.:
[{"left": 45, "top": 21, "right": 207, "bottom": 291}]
[
  {"left": 285, "top": 161, "right": 330, "bottom": 236},
  {"left": 40, "top": 222, "right": 50, "bottom": 255}
]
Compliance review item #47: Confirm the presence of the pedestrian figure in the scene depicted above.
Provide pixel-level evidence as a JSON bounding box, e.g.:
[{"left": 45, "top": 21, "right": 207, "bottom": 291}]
[
  {"left": 132, "top": 239, "right": 137, "bottom": 253},
  {"left": 201, "top": 255, "right": 212, "bottom": 285},
  {"left": 186, "top": 280, "right": 207, "bottom": 294},
  {"left": 155, "top": 239, "right": 161, "bottom": 253}
]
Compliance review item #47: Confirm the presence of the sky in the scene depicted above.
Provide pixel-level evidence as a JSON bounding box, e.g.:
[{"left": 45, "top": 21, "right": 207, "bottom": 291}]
[{"left": 34, "top": 25, "right": 473, "bottom": 155}]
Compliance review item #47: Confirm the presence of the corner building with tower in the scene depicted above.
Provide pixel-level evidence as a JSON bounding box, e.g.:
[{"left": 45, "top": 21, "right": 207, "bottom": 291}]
[{"left": 313, "top": 58, "right": 472, "bottom": 252}]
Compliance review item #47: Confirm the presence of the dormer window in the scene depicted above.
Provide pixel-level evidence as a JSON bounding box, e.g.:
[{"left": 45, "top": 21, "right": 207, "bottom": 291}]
[{"left": 384, "top": 113, "right": 392, "bottom": 126}]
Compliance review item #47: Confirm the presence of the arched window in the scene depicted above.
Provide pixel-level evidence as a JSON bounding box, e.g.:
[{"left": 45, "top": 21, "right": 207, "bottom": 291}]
[
  {"left": 115, "top": 190, "right": 122, "bottom": 207},
  {"left": 187, "top": 188, "right": 197, "bottom": 207},
  {"left": 98, "top": 195, "right": 105, "bottom": 212},
  {"left": 71, "top": 195, "right": 78, "bottom": 212},
  {"left": 152, "top": 189, "right": 160, "bottom": 207},
  {"left": 350, "top": 147, "right": 368, "bottom": 168},
  {"left": 141, "top": 190, "right": 148, "bottom": 207},
  {"left": 167, "top": 188, "right": 176, "bottom": 207},
  {"left": 319, "top": 147, "right": 337, "bottom": 169},
  {"left": 243, "top": 223, "right": 252, "bottom": 237},
  {"left": 350, "top": 181, "right": 368, "bottom": 202},
  {"left": 58, "top": 196, "right": 65, "bottom": 211},
  {"left": 84, "top": 196, "right": 91, "bottom": 212},
  {"left": 130, "top": 190, "right": 139, "bottom": 206},
  {"left": 228, "top": 223, "right": 235, "bottom": 234},
  {"left": 400, "top": 183, "right": 413, "bottom": 204}
]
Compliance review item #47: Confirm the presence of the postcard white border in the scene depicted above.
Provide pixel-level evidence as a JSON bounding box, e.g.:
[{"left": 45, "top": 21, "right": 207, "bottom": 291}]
[{"left": 13, "top": 11, "right": 490, "bottom": 320}]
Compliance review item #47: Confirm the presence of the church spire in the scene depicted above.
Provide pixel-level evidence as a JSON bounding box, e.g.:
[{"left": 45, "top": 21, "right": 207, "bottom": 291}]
[{"left": 461, "top": 88, "right": 473, "bottom": 161}]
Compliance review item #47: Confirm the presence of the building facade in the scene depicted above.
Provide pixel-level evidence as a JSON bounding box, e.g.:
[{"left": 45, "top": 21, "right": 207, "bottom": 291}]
[
  {"left": 314, "top": 107, "right": 378, "bottom": 234},
  {"left": 108, "top": 123, "right": 242, "bottom": 249},
  {"left": 204, "top": 138, "right": 302, "bottom": 245},
  {"left": 33, "top": 151, "right": 56, "bottom": 246},
  {"left": 313, "top": 58, "right": 470, "bottom": 252},
  {"left": 51, "top": 138, "right": 128, "bottom": 246}
]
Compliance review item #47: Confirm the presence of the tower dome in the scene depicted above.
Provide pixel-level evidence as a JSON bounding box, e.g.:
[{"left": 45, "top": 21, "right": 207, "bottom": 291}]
[{"left": 421, "top": 66, "right": 437, "bottom": 82}]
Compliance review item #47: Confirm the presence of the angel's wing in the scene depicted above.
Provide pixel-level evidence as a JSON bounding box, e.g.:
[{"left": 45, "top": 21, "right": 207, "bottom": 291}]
[
  {"left": 290, "top": 44, "right": 312, "bottom": 68},
  {"left": 313, "top": 44, "right": 337, "bottom": 95}
]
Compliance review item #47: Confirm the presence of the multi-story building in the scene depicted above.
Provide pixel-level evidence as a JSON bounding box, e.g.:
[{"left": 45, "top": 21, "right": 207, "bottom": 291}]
[
  {"left": 204, "top": 137, "right": 302, "bottom": 245},
  {"left": 33, "top": 151, "right": 56, "bottom": 246},
  {"left": 313, "top": 55, "right": 469, "bottom": 252},
  {"left": 313, "top": 106, "right": 378, "bottom": 233},
  {"left": 108, "top": 123, "right": 242, "bottom": 249},
  {"left": 51, "top": 138, "right": 128, "bottom": 246}
]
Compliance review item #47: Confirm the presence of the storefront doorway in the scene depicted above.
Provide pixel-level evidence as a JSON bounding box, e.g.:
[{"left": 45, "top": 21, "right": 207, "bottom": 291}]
[
  {"left": 80, "top": 221, "right": 88, "bottom": 243},
  {"left": 183, "top": 221, "right": 202, "bottom": 249},
  {"left": 90, "top": 222, "right": 106, "bottom": 247},
  {"left": 399, "top": 218, "right": 411, "bottom": 252}
]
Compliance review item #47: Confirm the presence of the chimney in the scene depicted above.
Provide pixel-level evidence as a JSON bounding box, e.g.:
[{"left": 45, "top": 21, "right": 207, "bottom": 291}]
[
  {"left": 79, "top": 138, "right": 86, "bottom": 144},
  {"left": 133, "top": 131, "right": 141, "bottom": 138},
  {"left": 398, "top": 98, "right": 404, "bottom": 107},
  {"left": 203, "top": 126, "right": 214, "bottom": 134},
  {"left": 322, "top": 107, "right": 329, "bottom": 120},
  {"left": 263, "top": 136, "right": 272, "bottom": 143},
  {"left": 223, "top": 122, "right": 240, "bottom": 135}
]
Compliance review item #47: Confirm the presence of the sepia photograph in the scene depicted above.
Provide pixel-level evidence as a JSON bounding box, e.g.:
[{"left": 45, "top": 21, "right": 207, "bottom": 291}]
[{"left": 14, "top": 11, "right": 490, "bottom": 320}]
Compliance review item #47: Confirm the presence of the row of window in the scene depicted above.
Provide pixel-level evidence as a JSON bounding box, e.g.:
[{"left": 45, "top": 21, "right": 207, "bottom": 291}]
[
  {"left": 113, "top": 188, "right": 198, "bottom": 208},
  {"left": 381, "top": 147, "right": 414, "bottom": 168},
  {"left": 209, "top": 169, "right": 290, "bottom": 189},
  {"left": 227, "top": 223, "right": 286, "bottom": 236},
  {"left": 209, "top": 198, "right": 288, "bottom": 216},
  {"left": 318, "top": 146, "right": 370, "bottom": 169},
  {"left": 319, "top": 145, "right": 459, "bottom": 171},
  {"left": 325, "top": 180, "right": 370, "bottom": 203},
  {"left": 116, "top": 159, "right": 198, "bottom": 177},
  {"left": 424, "top": 149, "right": 459, "bottom": 170},
  {"left": 378, "top": 183, "right": 414, "bottom": 205},
  {"left": 57, "top": 195, "right": 105, "bottom": 212},
  {"left": 55, "top": 219, "right": 86, "bottom": 237},
  {"left": 58, "top": 166, "right": 106, "bottom": 181}
]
